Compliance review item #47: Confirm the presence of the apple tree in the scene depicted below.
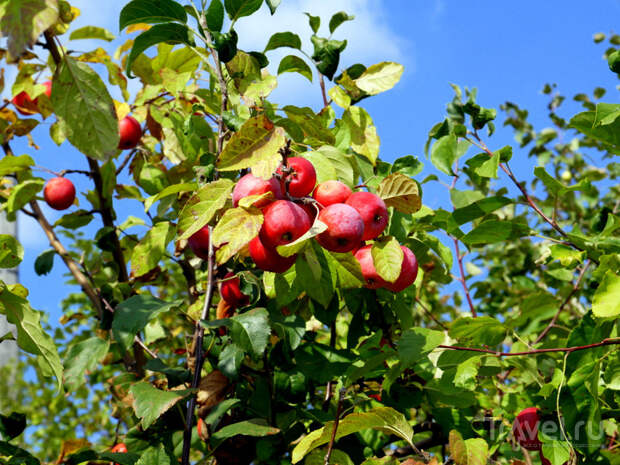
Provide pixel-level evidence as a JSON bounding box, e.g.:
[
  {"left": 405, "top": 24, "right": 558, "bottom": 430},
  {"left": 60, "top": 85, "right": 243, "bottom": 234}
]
[{"left": 0, "top": 1, "right": 618, "bottom": 465}]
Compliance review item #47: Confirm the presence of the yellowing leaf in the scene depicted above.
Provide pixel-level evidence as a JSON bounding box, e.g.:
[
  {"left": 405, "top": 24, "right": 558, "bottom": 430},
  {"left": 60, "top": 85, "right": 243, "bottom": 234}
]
[
  {"left": 377, "top": 173, "right": 421, "bottom": 214},
  {"left": 449, "top": 430, "right": 488, "bottom": 465},
  {"left": 371, "top": 236, "right": 403, "bottom": 283},
  {"left": 130, "top": 221, "right": 175, "bottom": 277},
  {"left": 355, "top": 62, "right": 404, "bottom": 95},
  {"left": 343, "top": 106, "right": 380, "bottom": 165},
  {"left": 592, "top": 270, "right": 620, "bottom": 318},
  {"left": 213, "top": 207, "right": 263, "bottom": 264},
  {"left": 177, "top": 179, "right": 234, "bottom": 240}
]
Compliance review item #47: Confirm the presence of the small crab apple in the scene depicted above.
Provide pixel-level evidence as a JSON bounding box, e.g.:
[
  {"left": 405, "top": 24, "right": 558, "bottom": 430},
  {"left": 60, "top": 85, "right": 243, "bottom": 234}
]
[
  {"left": 188, "top": 225, "right": 211, "bottom": 260},
  {"left": 12, "top": 80, "right": 52, "bottom": 115},
  {"left": 513, "top": 407, "right": 542, "bottom": 451},
  {"left": 313, "top": 180, "right": 352, "bottom": 207},
  {"left": 249, "top": 236, "right": 297, "bottom": 273},
  {"left": 260, "top": 200, "right": 311, "bottom": 247},
  {"left": 354, "top": 245, "right": 388, "bottom": 289},
  {"left": 345, "top": 192, "right": 388, "bottom": 241},
  {"left": 277, "top": 157, "right": 317, "bottom": 197},
  {"left": 384, "top": 246, "right": 418, "bottom": 292},
  {"left": 43, "top": 177, "right": 76, "bottom": 211},
  {"left": 316, "top": 203, "right": 364, "bottom": 253},
  {"left": 232, "top": 173, "right": 282, "bottom": 208},
  {"left": 110, "top": 443, "right": 128, "bottom": 465},
  {"left": 220, "top": 272, "right": 248, "bottom": 307},
  {"left": 298, "top": 201, "right": 318, "bottom": 223},
  {"left": 118, "top": 115, "right": 142, "bottom": 150}
]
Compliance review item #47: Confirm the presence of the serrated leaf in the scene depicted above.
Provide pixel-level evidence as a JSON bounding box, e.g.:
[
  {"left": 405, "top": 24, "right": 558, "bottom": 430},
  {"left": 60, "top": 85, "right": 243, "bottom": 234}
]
[
  {"left": 52, "top": 57, "right": 119, "bottom": 161},
  {"left": 0, "top": 0, "right": 58, "bottom": 61},
  {"left": 398, "top": 327, "right": 444, "bottom": 367},
  {"left": 291, "top": 407, "right": 414, "bottom": 463},
  {"left": 119, "top": 0, "right": 187, "bottom": 30},
  {"left": 217, "top": 115, "right": 286, "bottom": 173},
  {"left": 377, "top": 173, "right": 421, "bottom": 214},
  {"left": 343, "top": 106, "right": 379, "bottom": 165},
  {"left": 229, "top": 308, "right": 270, "bottom": 358},
  {"left": 112, "top": 294, "right": 179, "bottom": 352},
  {"left": 355, "top": 62, "right": 403, "bottom": 96},
  {"left": 0, "top": 284, "right": 63, "bottom": 391},
  {"left": 129, "top": 382, "right": 192, "bottom": 430},
  {"left": 371, "top": 236, "right": 403, "bottom": 283},
  {"left": 449, "top": 430, "right": 488, "bottom": 465},
  {"left": 69, "top": 26, "right": 114, "bottom": 42},
  {"left": 592, "top": 271, "right": 620, "bottom": 318},
  {"left": 177, "top": 179, "right": 234, "bottom": 240},
  {"left": 63, "top": 337, "right": 110, "bottom": 392},
  {"left": 449, "top": 316, "right": 506, "bottom": 346},
  {"left": 0, "top": 234, "right": 23, "bottom": 268},
  {"left": 264, "top": 31, "right": 301, "bottom": 52},
  {"left": 131, "top": 221, "right": 175, "bottom": 277},
  {"left": 212, "top": 206, "right": 263, "bottom": 264},
  {"left": 278, "top": 55, "right": 313, "bottom": 82}
]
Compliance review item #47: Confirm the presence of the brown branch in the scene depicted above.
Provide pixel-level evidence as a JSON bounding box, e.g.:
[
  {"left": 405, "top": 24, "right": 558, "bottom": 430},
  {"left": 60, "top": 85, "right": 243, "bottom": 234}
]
[
  {"left": 535, "top": 260, "right": 591, "bottom": 343},
  {"left": 115, "top": 148, "right": 136, "bottom": 176},
  {"left": 319, "top": 74, "right": 329, "bottom": 108},
  {"left": 415, "top": 298, "right": 448, "bottom": 330},
  {"left": 324, "top": 387, "right": 346, "bottom": 465},
  {"left": 453, "top": 237, "right": 476, "bottom": 317},
  {"left": 439, "top": 338, "right": 620, "bottom": 357},
  {"left": 323, "top": 322, "right": 337, "bottom": 409}
]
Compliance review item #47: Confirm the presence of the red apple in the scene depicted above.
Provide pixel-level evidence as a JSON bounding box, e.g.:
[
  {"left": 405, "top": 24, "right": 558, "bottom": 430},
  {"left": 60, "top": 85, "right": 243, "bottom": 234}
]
[
  {"left": 12, "top": 81, "right": 51, "bottom": 116},
  {"left": 220, "top": 272, "right": 248, "bottom": 307},
  {"left": 384, "top": 246, "right": 418, "bottom": 292},
  {"left": 298, "top": 202, "right": 318, "bottom": 223},
  {"left": 277, "top": 157, "right": 316, "bottom": 197},
  {"left": 354, "top": 245, "right": 388, "bottom": 289},
  {"left": 43, "top": 177, "right": 76, "bottom": 211},
  {"left": 345, "top": 192, "right": 388, "bottom": 240},
  {"left": 232, "top": 173, "right": 282, "bottom": 208},
  {"left": 188, "top": 226, "right": 211, "bottom": 260},
  {"left": 249, "top": 235, "right": 296, "bottom": 273},
  {"left": 539, "top": 452, "right": 551, "bottom": 465},
  {"left": 313, "top": 180, "right": 352, "bottom": 207},
  {"left": 118, "top": 115, "right": 142, "bottom": 150},
  {"left": 197, "top": 417, "right": 208, "bottom": 441},
  {"left": 260, "top": 200, "right": 311, "bottom": 247},
  {"left": 110, "top": 443, "right": 128, "bottom": 465},
  {"left": 513, "top": 407, "right": 542, "bottom": 451},
  {"left": 316, "top": 203, "right": 364, "bottom": 253}
]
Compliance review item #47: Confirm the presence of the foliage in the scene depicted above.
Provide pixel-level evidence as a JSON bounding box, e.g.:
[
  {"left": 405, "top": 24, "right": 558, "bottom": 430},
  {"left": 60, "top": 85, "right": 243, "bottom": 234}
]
[{"left": 0, "top": 2, "right": 618, "bottom": 465}]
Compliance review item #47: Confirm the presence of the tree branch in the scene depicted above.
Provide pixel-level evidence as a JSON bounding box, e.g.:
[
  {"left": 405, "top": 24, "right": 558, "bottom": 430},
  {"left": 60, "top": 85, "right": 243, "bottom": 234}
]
[
  {"left": 453, "top": 237, "right": 476, "bottom": 317},
  {"left": 439, "top": 338, "right": 620, "bottom": 357},
  {"left": 324, "top": 387, "right": 346, "bottom": 465}
]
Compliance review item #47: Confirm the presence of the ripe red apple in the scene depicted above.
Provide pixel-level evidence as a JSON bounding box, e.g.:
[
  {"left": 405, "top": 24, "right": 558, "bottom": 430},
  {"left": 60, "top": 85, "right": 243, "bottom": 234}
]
[
  {"left": 110, "top": 443, "right": 128, "bottom": 465},
  {"left": 12, "top": 81, "right": 52, "bottom": 115},
  {"left": 384, "top": 246, "right": 418, "bottom": 292},
  {"left": 354, "top": 245, "right": 388, "bottom": 289},
  {"left": 220, "top": 272, "right": 248, "bottom": 307},
  {"left": 118, "top": 115, "right": 142, "bottom": 150},
  {"left": 316, "top": 203, "right": 364, "bottom": 253},
  {"left": 298, "top": 201, "right": 318, "bottom": 223},
  {"left": 539, "top": 452, "right": 551, "bottom": 465},
  {"left": 260, "top": 200, "right": 311, "bottom": 247},
  {"left": 277, "top": 157, "right": 317, "bottom": 197},
  {"left": 513, "top": 407, "right": 542, "bottom": 451},
  {"left": 345, "top": 192, "right": 388, "bottom": 240},
  {"left": 249, "top": 235, "right": 296, "bottom": 273},
  {"left": 43, "top": 177, "right": 76, "bottom": 211},
  {"left": 232, "top": 173, "right": 282, "bottom": 208},
  {"left": 313, "top": 180, "right": 352, "bottom": 207},
  {"left": 188, "top": 225, "right": 211, "bottom": 260}
]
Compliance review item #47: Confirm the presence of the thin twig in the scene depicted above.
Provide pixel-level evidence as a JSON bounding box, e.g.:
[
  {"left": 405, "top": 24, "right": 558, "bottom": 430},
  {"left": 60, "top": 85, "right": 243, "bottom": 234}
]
[
  {"left": 439, "top": 338, "right": 620, "bottom": 357},
  {"left": 319, "top": 74, "right": 329, "bottom": 108},
  {"left": 534, "top": 260, "right": 591, "bottom": 343},
  {"left": 323, "top": 322, "right": 337, "bottom": 409},
  {"left": 324, "top": 387, "right": 346, "bottom": 465},
  {"left": 453, "top": 237, "right": 477, "bottom": 317},
  {"left": 115, "top": 148, "right": 136, "bottom": 175},
  {"left": 414, "top": 298, "right": 448, "bottom": 330}
]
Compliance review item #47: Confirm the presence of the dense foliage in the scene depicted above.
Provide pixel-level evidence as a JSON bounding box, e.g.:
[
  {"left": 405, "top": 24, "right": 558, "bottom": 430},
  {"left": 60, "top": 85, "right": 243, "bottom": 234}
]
[{"left": 0, "top": 1, "right": 619, "bottom": 464}]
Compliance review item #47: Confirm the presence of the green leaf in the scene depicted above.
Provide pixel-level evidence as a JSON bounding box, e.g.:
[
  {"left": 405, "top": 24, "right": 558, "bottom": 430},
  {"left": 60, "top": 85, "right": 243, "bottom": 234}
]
[
  {"left": 291, "top": 407, "right": 414, "bottom": 463},
  {"left": 0, "top": 154, "right": 33, "bottom": 176},
  {"left": 264, "top": 32, "right": 301, "bottom": 52},
  {"left": 593, "top": 102, "right": 620, "bottom": 126},
  {"left": 359, "top": 457, "right": 399, "bottom": 465},
  {"left": 6, "top": 179, "right": 43, "bottom": 215},
  {"left": 0, "top": 412, "right": 26, "bottom": 441},
  {"left": 69, "top": 26, "right": 114, "bottom": 41},
  {"left": 144, "top": 182, "right": 197, "bottom": 212},
  {"left": 278, "top": 55, "right": 313, "bottom": 82},
  {"left": 449, "top": 316, "right": 506, "bottom": 347},
  {"left": 205, "top": 398, "right": 241, "bottom": 426},
  {"left": 461, "top": 220, "right": 530, "bottom": 246},
  {"left": 212, "top": 206, "right": 263, "bottom": 264},
  {"left": 371, "top": 236, "right": 403, "bottom": 283},
  {"left": 431, "top": 134, "right": 458, "bottom": 176},
  {"left": 206, "top": 0, "right": 224, "bottom": 31},
  {"left": 329, "top": 11, "right": 354, "bottom": 33},
  {"left": 570, "top": 110, "right": 620, "bottom": 150},
  {"left": 304, "top": 151, "right": 338, "bottom": 184},
  {"left": 63, "top": 337, "right": 110, "bottom": 392},
  {"left": 112, "top": 294, "right": 179, "bottom": 352},
  {"left": 326, "top": 252, "right": 364, "bottom": 288},
  {"left": 343, "top": 106, "right": 379, "bottom": 164},
  {"left": 392, "top": 155, "right": 423, "bottom": 177},
  {"left": 224, "top": 0, "right": 262, "bottom": 21},
  {"left": 119, "top": 0, "right": 187, "bottom": 30},
  {"left": 135, "top": 444, "right": 171, "bottom": 465},
  {"left": 313, "top": 145, "right": 355, "bottom": 187},
  {"left": 475, "top": 150, "right": 500, "bottom": 178},
  {"left": 277, "top": 219, "right": 327, "bottom": 257},
  {"left": 328, "top": 85, "right": 351, "bottom": 109},
  {"left": 130, "top": 221, "right": 175, "bottom": 277},
  {"left": 306, "top": 449, "right": 354, "bottom": 465},
  {"left": 295, "top": 243, "right": 336, "bottom": 307},
  {"left": 129, "top": 382, "right": 192, "bottom": 430},
  {"left": 449, "top": 430, "right": 488, "bottom": 465},
  {"left": 212, "top": 418, "right": 280, "bottom": 443},
  {"left": 52, "top": 57, "right": 119, "bottom": 161},
  {"left": 217, "top": 115, "right": 286, "bottom": 174},
  {"left": 534, "top": 167, "right": 593, "bottom": 195},
  {"left": 452, "top": 196, "right": 511, "bottom": 225},
  {"left": 229, "top": 308, "right": 270, "bottom": 358},
  {"left": 592, "top": 271, "right": 620, "bottom": 318},
  {"left": 398, "top": 327, "right": 444, "bottom": 367},
  {"left": 283, "top": 106, "right": 335, "bottom": 146},
  {"left": 265, "top": 0, "right": 280, "bottom": 14},
  {"left": 33, "top": 249, "right": 54, "bottom": 276},
  {"left": 127, "top": 23, "right": 194, "bottom": 77},
  {"left": 540, "top": 442, "right": 571, "bottom": 465},
  {"left": 0, "top": 0, "right": 58, "bottom": 61},
  {"left": 310, "top": 36, "right": 347, "bottom": 80},
  {"left": 0, "top": 441, "right": 40, "bottom": 465},
  {"left": 377, "top": 173, "right": 421, "bottom": 214},
  {"left": 304, "top": 12, "right": 320, "bottom": 33},
  {"left": 177, "top": 179, "right": 234, "bottom": 240},
  {"left": 0, "top": 234, "right": 23, "bottom": 268},
  {"left": 355, "top": 62, "right": 404, "bottom": 96},
  {"left": 0, "top": 284, "right": 63, "bottom": 391}
]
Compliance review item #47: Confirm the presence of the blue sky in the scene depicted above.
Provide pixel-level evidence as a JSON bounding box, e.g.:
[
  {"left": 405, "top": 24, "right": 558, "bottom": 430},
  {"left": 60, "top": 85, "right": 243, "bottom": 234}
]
[{"left": 6, "top": 0, "right": 620, "bottom": 326}]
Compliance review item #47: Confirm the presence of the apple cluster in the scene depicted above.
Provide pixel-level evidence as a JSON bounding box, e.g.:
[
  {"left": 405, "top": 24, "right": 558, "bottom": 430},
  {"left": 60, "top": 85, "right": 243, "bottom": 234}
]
[{"left": 188, "top": 156, "right": 418, "bottom": 293}]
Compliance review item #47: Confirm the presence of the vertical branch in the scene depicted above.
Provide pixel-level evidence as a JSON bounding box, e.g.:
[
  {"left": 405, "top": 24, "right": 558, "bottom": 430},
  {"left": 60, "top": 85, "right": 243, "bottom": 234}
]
[
  {"left": 324, "top": 387, "right": 345, "bottom": 465},
  {"left": 319, "top": 74, "right": 329, "bottom": 108},
  {"left": 453, "top": 237, "right": 476, "bottom": 317}
]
